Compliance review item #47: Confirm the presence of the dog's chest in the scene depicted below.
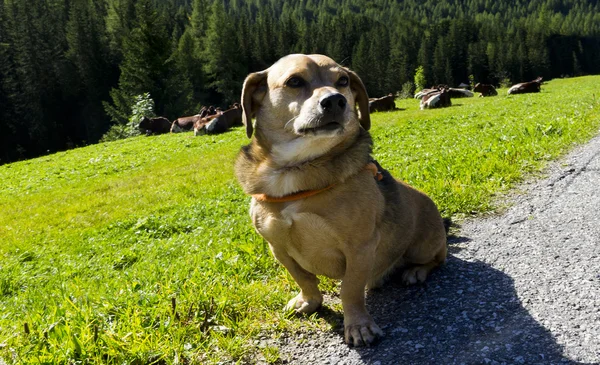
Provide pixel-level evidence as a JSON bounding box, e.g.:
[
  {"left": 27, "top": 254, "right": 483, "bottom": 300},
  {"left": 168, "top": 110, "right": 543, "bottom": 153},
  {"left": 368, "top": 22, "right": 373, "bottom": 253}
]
[{"left": 250, "top": 200, "right": 346, "bottom": 279}]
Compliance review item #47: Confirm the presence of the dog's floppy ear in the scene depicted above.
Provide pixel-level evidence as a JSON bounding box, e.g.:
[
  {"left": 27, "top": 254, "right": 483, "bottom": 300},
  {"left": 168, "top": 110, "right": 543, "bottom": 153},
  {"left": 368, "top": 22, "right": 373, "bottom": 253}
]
[
  {"left": 241, "top": 70, "right": 268, "bottom": 138},
  {"left": 345, "top": 68, "right": 371, "bottom": 131}
]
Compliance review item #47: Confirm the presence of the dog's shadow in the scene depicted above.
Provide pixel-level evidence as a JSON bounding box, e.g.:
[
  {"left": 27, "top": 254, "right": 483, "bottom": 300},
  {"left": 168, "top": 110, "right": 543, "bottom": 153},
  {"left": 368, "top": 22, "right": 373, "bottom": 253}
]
[{"left": 315, "top": 248, "right": 588, "bottom": 364}]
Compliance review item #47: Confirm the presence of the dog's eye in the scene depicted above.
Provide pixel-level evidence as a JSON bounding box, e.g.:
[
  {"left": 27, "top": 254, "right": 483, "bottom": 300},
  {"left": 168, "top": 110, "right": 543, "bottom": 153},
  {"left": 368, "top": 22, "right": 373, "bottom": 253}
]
[
  {"left": 336, "top": 76, "right": 349, "bottom": 87},
  {"left": 286, "top": 76, "right": 305, "bottom": 88}
]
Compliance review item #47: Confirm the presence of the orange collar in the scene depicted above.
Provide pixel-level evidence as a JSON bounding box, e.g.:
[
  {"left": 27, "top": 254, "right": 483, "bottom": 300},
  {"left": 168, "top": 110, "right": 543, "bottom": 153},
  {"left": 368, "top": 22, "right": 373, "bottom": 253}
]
[{"left": 252, "top": 162, "right": 383, "bottom": 203}]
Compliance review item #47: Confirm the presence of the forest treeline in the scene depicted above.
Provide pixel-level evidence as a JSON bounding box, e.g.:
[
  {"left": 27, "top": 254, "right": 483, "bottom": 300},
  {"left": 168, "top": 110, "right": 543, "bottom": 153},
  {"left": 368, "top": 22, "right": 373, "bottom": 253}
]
[{"left": 1, "top": 0, "right": 600, "bottom": 164}]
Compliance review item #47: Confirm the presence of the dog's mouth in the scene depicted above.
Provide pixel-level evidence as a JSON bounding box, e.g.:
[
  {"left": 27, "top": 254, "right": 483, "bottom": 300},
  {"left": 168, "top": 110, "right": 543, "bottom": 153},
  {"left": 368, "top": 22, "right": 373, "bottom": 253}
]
[{"left": 297, "top": 121, "right": 342, "bottom": 135}]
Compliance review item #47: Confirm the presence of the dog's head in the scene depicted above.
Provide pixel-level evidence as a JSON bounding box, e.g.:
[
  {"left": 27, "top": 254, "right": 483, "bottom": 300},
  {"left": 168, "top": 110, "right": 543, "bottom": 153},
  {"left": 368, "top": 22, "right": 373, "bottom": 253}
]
[{"left": 241, "top": 54, "right": 370, "bottom": 165}]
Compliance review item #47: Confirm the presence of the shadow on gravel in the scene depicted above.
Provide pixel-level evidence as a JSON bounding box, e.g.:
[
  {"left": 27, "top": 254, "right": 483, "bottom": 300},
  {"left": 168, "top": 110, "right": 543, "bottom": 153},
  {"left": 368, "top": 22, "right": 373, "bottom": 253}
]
[{"left": 343, "top": 254, "right": 589, "bottom": 365}]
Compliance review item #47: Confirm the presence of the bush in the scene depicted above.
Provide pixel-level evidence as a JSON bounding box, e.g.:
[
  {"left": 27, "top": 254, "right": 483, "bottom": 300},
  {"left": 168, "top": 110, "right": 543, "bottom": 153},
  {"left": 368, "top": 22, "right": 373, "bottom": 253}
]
[
  {"left": 101, "top": 93, "right": 155, "bottom": 142},
  {"left": 414, "top": 66, "right": 426, "bottom": 91},
  {"left": 398, "top": 81, "right": 415, "bottom": 99},
  {"left": 500, "top": 77, "right": 512, "bottom": 89}
]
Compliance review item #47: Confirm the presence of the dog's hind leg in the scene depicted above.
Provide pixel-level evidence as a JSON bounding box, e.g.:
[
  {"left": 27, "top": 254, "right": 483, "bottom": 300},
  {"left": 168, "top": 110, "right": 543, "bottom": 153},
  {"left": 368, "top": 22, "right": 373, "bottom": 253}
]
[{"left": 401, "top": 242, "right": 447, "bottom": 285}]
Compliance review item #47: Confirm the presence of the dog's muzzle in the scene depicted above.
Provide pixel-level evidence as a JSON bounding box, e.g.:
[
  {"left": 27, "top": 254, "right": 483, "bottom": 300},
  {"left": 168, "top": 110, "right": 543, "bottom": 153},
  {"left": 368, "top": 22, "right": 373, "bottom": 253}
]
[
  {"left": 297, "top": 93, "right": 347, "bottom": 135},
  {"left": 319, "top": 93, "right": 347, "bottom": 115}
]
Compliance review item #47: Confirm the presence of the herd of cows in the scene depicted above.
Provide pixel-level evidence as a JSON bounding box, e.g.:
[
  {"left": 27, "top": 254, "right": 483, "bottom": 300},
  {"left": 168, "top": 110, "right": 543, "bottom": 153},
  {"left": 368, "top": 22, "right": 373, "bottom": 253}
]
[
  {"left": 136, "top": 77, "right": 543, "bottom": 136},
  {"left": 137, "top": 103, "right": 242, "bottom": 136},
  {"left": 412, "top": 77, "right": 544, "bottom": 110}
]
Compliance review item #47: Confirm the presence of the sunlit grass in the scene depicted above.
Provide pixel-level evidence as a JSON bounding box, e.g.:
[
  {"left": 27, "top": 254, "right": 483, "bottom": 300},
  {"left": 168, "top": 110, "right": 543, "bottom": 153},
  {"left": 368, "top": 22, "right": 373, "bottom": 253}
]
[{"left": 1, "top": 76, "right": 599, "bottom": 364}]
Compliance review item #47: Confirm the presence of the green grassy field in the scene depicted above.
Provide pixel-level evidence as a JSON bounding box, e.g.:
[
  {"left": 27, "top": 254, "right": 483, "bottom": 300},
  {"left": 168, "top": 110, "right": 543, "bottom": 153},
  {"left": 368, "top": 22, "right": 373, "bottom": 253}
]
[{"left": 1, "top": 76, "right": 599, "bottom": 364}]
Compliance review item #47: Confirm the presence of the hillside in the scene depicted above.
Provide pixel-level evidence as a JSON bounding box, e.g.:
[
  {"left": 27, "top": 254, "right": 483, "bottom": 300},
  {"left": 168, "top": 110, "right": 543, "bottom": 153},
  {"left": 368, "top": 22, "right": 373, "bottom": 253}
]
[
  {"left": 1, "top": 76, "right": 600, "bottom": 363},
  {"left": 2, "top": 0, "right": 600, "bottom": 163}
]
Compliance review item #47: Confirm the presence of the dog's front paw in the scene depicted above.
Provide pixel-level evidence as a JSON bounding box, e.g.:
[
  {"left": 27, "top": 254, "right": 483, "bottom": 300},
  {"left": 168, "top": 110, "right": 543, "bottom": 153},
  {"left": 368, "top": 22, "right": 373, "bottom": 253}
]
[
  {"left": 344, "top": 320, "right": 384, "bottom": 347},
  {"left": 284, "top": 292, "right": 323, "bottom": 314}
]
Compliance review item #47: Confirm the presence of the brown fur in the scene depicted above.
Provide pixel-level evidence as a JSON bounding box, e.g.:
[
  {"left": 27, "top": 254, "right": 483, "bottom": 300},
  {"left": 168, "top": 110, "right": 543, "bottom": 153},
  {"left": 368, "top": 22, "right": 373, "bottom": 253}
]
[
  {"left": 138, "top": 116, "right": 171, "bottom": 135},
  {"left": 234, "top": 54, "right": 447, "bottom": 347},
  {"left": 193, "top": 113, "right": 221, "bottom": 136},
  {"left": 473, "top": 83, "right": 498, "bottom": 97},
  {"left": 369, "top": 94, "right": 396, "bottom": 112},
  {"left": 508, "top": 77, "right": 543, "bottom": 95},
  {"left": 171, "top": 115, "right": 201, "bottom": 133},
  {"left": 205, "top": 105, "right": 243, "bottom": 135}
]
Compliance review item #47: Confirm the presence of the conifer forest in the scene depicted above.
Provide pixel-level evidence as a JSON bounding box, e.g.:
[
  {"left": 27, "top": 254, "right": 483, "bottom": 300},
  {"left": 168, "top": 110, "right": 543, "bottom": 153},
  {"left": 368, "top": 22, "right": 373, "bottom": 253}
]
[{"left": 1, "top": 0, "right": 599, "bottom": 163}]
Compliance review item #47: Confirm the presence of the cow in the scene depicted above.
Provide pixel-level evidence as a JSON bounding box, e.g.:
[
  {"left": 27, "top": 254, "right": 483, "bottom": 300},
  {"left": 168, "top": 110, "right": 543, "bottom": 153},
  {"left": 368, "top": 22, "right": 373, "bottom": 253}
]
[
  {"left": 205, "top": 105, "right": 243, "bottom": 135},
  {"left": 507, "top": 77, "right": 543, "bottom": 95},
  {"left": 170, "top": 115, "right": 201, "bottom": 133},
  {"left": 193, "top": 105, "right": 242, "bottom": 136},
  {"left": 447, "top": 88, "right": 474, "bottom": 98},
  {"left": 138, "top": 116, "right": 171, "bottom": 135},
  {"left": 414, "top": 88, "right": 440, "bottom": 100},
  {"left": 368, "top": 94, "right": 396, "bottom": 112},
  {"left": 420, "top": 88, "right": 451, "bottom": 110},
  {"left": 416, "top": 87, "right": 472, "bottom": 99},
  {"left": 193, "top": 113, "right": 221, "bottom": 136},
  {"left": 473, "top": 83, "right": 498, "bottom": 97},
  {"left": 198, "top": 105, "right": 218, "bottom": 118},
  {"left": 198, "top": 106, "right": 209, "bottom": 118}
]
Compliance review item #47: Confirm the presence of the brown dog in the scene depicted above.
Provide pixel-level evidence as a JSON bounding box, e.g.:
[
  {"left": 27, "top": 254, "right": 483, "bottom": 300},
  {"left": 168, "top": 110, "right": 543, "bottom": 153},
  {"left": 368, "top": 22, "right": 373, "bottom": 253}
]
[{"left": 234, "top": 54, "right": 447, "bottom": 347}]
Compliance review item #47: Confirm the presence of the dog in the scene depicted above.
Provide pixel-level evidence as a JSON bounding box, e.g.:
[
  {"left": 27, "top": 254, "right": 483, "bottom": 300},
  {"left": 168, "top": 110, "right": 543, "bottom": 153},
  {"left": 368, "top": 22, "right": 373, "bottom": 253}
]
[{"left": 234, "top": 54, "right": 447, "bottom": 347}]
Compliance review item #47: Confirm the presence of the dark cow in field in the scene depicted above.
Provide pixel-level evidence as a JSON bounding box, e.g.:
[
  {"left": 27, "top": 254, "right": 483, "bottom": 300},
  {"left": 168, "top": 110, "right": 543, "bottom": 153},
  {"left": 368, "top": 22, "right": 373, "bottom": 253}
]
[
  {"left": 205, "top": 105, "right": 243, "bottom": 135},
  {"left": 138, "top": 116, "right": 171, "bottom": 135},
  {"left": 507, "top": 77, "right": 543, "bottom": 95},
  {"left": 447, "top": 88, "right": 474, "bottom": 98},
  {"left": 473, "top": 83, "right": 498, "bottom": 97},
  {"left": 369, "top": 94, "right": 396, "bottom": 112},
  {"left": 170, "top": 115, "right": 201, "bottom": 133},
  {"left": 420, "top": 88, "right": 452, "bottom": 110}
]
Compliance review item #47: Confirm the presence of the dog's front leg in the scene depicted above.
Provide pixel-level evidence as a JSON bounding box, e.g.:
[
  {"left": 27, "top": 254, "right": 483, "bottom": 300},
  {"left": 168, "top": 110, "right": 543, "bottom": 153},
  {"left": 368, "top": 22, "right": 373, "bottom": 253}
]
[
  {"left": 269, "top": 244, "right": 323, "bottom": 314},
  {"left": 341, "top": 241, "right": 384, "bottom": 346}
]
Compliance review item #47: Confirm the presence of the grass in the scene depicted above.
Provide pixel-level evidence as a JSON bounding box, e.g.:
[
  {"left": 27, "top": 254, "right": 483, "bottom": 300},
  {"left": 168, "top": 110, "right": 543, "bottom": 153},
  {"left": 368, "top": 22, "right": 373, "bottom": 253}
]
[{"left": 1, "top": 76, "right": 599, "bottom": 364}]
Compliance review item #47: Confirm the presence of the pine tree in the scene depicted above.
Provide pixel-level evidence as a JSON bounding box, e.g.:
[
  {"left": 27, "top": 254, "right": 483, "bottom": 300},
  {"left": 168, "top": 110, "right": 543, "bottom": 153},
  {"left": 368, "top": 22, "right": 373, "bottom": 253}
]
[
  {"left": 351, "top": 35, "right": 374, "bottom": 94},
  {"left": 201, "top": 0, "right": 246, "bottom": 103},
  {"left": 104, "top": 0, "right": 172, "bottom": 124},
  {"left": 65, "top": 0, "right": 112, "bottom": 141},
  {"left": 3, "top": 0, "right": 71, "bottom": 156},
  {"left": 165, "top": 29, "right": 195, "bottom": 116},
  {"left": 105, "top": 0, "right": 136, "bottom": 62}
]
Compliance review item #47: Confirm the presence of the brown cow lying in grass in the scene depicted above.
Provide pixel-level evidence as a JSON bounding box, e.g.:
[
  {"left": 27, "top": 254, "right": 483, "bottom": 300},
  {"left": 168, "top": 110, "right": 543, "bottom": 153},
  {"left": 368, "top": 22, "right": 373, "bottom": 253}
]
[
  {"left": 508, "top": 77, "right": 543, "bottom": 95},
  {"left": 172, "top": 106, "right": 221, "bottom": 133},
  {"left": 414, "top": 88, "right": 440, "bottom": 100},
  {"left": 198, "top": 105, "right": 218, "bottom": 118},
  {"left": 193, "top": 113, "right": 221, "bottom": 136},
  {"left": 447, "top": 88, "right": 473, "bottom": 98},
  {"left": 369, "top": 94, "right": 396, "bottom": 112},
  {"left": 193, "top": 104, "right": 242, "bottom": 136},
  {"left": 138, "top": 116, "right": 171, "bottom": 135},
  {"left": 416, "top": 86, "right": 472, "bottom": 99},
  {"left": 420, "top": 88, "right": 451, "bottom": 110},
  {"left": 170, "top": 115, "right": 201, "bottom": 133},
  {"left": 205, "top": 105, "right": 242, "bottom": 135},
  {"left": 473, "top": 83, "right": 498, "bottom": 97}
]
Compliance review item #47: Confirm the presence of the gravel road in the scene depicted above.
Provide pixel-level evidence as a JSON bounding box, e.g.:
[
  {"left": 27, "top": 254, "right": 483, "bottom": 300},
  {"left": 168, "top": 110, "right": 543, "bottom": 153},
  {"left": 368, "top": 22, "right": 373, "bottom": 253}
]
[{"left": 265, "top": 132, "right": 600, "bottom": 365}]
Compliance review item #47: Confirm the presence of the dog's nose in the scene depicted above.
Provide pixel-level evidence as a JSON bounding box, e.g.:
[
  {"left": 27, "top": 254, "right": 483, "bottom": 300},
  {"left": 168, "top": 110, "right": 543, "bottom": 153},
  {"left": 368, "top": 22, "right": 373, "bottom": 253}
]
[{"left": 319, "top": 93, "right": 347, "bottom": 114}]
